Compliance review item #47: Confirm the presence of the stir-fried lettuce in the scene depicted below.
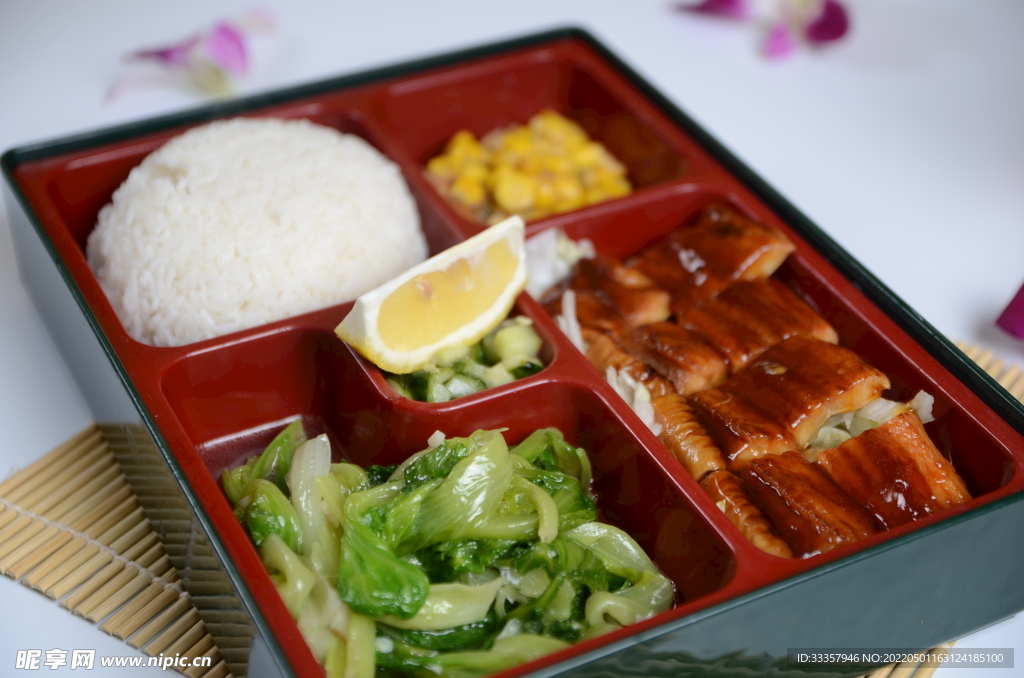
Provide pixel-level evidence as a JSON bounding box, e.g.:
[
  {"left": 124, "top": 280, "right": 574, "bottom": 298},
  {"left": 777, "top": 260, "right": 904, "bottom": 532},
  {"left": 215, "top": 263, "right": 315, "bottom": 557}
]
[
  {"left": 224, "top": 419, "right": 307, "bottom": 504},
  {"left": 224, "top": 423, "right": 675, "bottom": 677}
]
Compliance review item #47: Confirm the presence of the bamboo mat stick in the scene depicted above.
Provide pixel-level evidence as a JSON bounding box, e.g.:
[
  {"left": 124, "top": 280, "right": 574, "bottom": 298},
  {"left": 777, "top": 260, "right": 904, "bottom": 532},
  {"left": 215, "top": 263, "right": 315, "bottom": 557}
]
[
  {"left": 182, "top": 639, "right": 219, "bottom": 678},
  {"left": 102, "top": 584, "right": 181, "bottom": 640},
  {"left": 130, "top": 596, "right": 193, "bottom": 650},
  {"left": 889, "top": 661, "right": 923, "bottom": 678},
  {"left": 143, "top": 611, "right": 200, "bottom": 657},
  {"left": 955, "top": 340, "right": 1024, "bottom": 401},
  {"left": 7, "top": 485, "right": 135, "bottom": 579},
  {"left": 0, "top": 422, "right": 230, "bottom": 678}
]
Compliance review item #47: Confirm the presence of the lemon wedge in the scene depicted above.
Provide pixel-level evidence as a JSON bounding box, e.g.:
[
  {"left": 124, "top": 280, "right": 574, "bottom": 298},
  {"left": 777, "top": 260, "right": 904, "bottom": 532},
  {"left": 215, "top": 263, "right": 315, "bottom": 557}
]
[{"left": 335, "top": 216, "right": 527, "bottom": 374}]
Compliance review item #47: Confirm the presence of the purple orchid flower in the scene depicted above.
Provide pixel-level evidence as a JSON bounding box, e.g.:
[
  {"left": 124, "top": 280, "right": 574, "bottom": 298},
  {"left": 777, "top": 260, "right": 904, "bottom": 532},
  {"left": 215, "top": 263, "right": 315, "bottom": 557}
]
[
  {"left": 675, "top": 0, "right": 751, "bottom": 20},
  {"left": 805, "top": 0, "right": 850, "bottom": 43},
  {"left": 996, "top": 283, "right": 1024, "bottom": 342},
  {"left": 201, "top": 22, "right": 249, "bottom": 78},
  {"left": 675, "top": 0, "right": 850, "bottom": 58},
  {"left": 762, "top": 22, "right": 797, "bottom": 59},
  {"left": 108, "top": 8, "right": 275, "bottom": 101}
]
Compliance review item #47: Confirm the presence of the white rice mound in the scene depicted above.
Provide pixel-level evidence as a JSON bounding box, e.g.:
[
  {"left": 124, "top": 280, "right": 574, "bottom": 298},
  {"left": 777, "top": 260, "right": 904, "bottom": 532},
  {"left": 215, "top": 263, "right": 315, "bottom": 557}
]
[{"left": 87, "top": 117, "right": 427, "bottom": 347}]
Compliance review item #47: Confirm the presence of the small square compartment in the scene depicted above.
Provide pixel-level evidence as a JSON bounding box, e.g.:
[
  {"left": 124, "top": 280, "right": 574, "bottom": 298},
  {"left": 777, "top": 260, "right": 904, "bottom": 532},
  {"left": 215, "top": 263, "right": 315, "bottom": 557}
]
[
  {"left": 368, "top": 44, "right": 696, "bottom": 233},
  {"left": 366, "top": 293, "right": 574, "bottom": 408},
  {"left": 159, "top": 324, "right": 737, "bottom": 676}
]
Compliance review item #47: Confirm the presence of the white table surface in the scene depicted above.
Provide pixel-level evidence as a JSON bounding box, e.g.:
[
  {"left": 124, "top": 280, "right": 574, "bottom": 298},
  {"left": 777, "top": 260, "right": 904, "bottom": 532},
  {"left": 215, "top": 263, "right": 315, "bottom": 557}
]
[{"left": 1, "top": 0, "right": 1022, "bottom": 675}]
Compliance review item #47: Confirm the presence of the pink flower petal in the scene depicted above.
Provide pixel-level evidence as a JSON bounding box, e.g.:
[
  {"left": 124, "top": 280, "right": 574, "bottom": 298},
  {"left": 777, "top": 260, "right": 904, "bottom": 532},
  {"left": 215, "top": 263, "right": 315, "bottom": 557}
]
[
  {"left": 996, "top": 282, "right": 1024, "bottom": 342},
  {"left": 762, "top": 22, "right": 797, "bottom": 59},
  {"left": 805, "top": 0, "right": 849, "bottom": 43},
  {"left": 674, "top": 0, "right": 750, "bottom": 20},
  {"left": 202, "top": 22, "right": 248, "bottom": 77},
  {"left": 130, "top": 36, "right": 201, "bottom": 68}
]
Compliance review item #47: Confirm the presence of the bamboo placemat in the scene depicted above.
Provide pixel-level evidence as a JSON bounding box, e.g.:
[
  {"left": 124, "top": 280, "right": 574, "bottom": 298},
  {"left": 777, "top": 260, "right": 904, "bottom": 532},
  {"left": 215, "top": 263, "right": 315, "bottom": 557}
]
[
  {"left": 3, "top": 337, "right": 1016, "bottom": 678},
  {"left": 0, "top": 423, "right": 231, "bottom": 678},
  {"left": 955, "top": 341, "right": 1024, "bottom": 403}
]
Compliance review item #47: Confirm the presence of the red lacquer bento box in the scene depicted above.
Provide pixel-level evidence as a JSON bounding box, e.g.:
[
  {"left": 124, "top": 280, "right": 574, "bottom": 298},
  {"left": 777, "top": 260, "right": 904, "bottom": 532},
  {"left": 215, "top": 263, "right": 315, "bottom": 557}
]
[{"left": 5, "top": 28, "right": 1024, "bottom": 678}]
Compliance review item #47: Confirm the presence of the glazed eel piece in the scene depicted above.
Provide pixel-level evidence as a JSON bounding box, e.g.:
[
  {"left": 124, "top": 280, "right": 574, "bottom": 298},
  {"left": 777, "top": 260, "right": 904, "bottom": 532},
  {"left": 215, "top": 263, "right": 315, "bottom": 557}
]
[
  {"left": 621, "top": 278, "right": 840, "bottom": 395},
  {"left": 582, "top": 327, "right": 674, "bottom": 398},
  {"left": 739, "top": 450, "right": 880, "bottom": 558},
  {"left": 676, "top": 278, "right": 838, "bottom": 374},
  {"left": 689, "top": 337, "right": 890, "bottom": 467},
  {"left": 573, "top": 278, "right": 839, "bottom": 399},
  {"left": 542, "top": 253, "right": 670, "bottom": 336},
  {"left": 816, "top": 411, "right": 971, "bottom": 529},
  {"left": 619, "top": 322, "right": 728, "bottom": 396},
  {"left": 630, "top": 203, "right": 795, "bottom": 305},
  {"left": 652, "top": 393, "right": 793, "bottom": 558}
]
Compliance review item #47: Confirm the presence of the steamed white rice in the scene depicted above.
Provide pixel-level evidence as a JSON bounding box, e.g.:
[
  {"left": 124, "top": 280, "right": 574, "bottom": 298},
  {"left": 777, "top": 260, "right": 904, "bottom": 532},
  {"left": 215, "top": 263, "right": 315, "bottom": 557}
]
[{"left": 87, "top": 117, "right": 427, "bottom": 347}]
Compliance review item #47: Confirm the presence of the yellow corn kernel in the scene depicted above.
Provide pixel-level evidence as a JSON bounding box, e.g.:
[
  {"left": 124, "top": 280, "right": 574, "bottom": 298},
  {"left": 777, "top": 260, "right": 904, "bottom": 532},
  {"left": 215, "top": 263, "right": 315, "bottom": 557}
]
[
  {"left": 579, "top": 164, "right": 629, "bottom": 189},
  {"left": 449, "top": 172, "right": 487, "bottom": 207},
  {"left": 446, "top": 130, "right": 488, "bottom": 165},
  {"left": 500, "top": 128, "right": 533, "bottom": 156},
  {"left": 493, "top": 168, "right": 537, "bottom": 214},
  {"left": 551, "top": 175, "right": 584, "bottom": 213},
  {"left": 573, "top": 141, "right": 608, "bottom": 170},
  {"left": 583, "top": 174, "right": 631, "bottom": 205},
  {"left": 530, "top": 110, "right": 588, "bottom": 146},
  {"left": 488, "top": 163, "right": 514, "bottom": 190},
  {"left": 534, "top": 178, "right": 557, "bottom": 211},
  {"left": 552, "top": 175, "right": 583, "bottom": 200},
  {"left": 599, "top": 173, "right": 632, "bottom": 198},
  {"left": 460, "top": 162, "right": 489, "bottom": 183},
  {"left": 519, "top": 153, "right": 545, "bottom": 176},
  {"left": 425, "top": 154, "right": 459, "bottom": 182},
  {"left": 540, "top": 153, "right": 573, "bottom": 176},
  {"left": 583, "top": 187, "right": 607, "bottom": 205}
]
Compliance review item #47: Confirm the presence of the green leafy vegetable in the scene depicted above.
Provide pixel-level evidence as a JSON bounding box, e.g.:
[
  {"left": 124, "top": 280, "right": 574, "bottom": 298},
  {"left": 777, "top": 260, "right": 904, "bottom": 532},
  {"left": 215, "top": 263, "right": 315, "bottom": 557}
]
[
  {"left": 337, "top": 484, "right": 430, "bottom": 620},
  {"left": 380, "top": 612, "right": 498, "bottom": 652},
  {"left": 222, "top": 419, "right": 307, "bottom": 504},
  {"left": 365, "top": 464, "right": 398, "bottom": 487},
  {"left": 288, "top": 435, "right": 341, "bottom": 582},
  {"left": 433, "top": 634, "right": 571, "bottom": 676},
  {"left": 227, "top": 424, "right": 674, "bottom": 678},
  {"left": 235, "top": 479, "right": 303, "bottom": 552},
  {"left": 379, "top": 578, "right": 507, "bottom": 630},
  {"left": 260, "top": 533, "right": 316, "bottom": 616},
  {"left": 416, "top": 539, "right": 522, "bottom": 582}
]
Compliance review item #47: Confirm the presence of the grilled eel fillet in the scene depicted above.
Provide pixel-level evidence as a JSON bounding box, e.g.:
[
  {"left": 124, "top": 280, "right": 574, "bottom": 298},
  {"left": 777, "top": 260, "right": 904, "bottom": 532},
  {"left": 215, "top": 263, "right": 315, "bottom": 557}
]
[
  {"left": 676, "top": 278, "right": 838, "bottom": 373},
  {"left": 740, "top": 450, "right": 880, "bottom": 558},
  {"left": 702, "top": 470, "right": 794, "bottom": 559},
  {"left": 543, "top": 253, "right": 670, "bottom": 335},
  {"left": 690, "top": 337, "right": 890, "bottom": 466},
  {"left": 631, "top": 203, "right": 795, "bottom": 304},
  {"left": 652, "top": 394, "right": 792, "bottom": 558},
  {"left": 583, "top": 327, "right": 674, "bottom": 398},
  {"left": 621, "top": 322, "right": 729, "bottom": 396},
  {"left": 816, "top": 411, "right": 971, "bottom": 529}
]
